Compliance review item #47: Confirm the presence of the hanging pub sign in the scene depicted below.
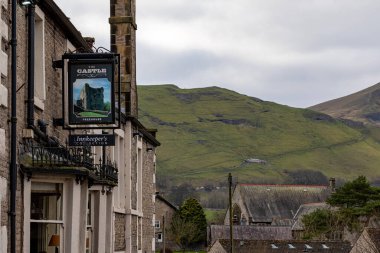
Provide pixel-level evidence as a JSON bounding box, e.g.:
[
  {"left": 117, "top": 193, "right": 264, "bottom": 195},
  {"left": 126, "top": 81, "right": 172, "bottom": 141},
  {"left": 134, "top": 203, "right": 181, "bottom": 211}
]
[
  {"left": 68, "top": 134, "right": 115, "bottom": 146},
  {"left": 68, "top": 59, "right": 115, "bottom": 125}
]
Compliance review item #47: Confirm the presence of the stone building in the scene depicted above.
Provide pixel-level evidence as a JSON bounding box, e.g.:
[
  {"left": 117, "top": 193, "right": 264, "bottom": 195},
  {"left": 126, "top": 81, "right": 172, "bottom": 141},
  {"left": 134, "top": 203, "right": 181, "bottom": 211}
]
[
  {"left": 208, "top": 239, "right": 352, "bottom": 253},
  {"left": 225, "top": 183, "right": 332, "bottom": 226},
  {"left": 0, "top": 0, "right": 159, "bottom": 252},
  {"left": 350, "top": 228, "right": 380, "bottom": 253},
  {"left": 155, "top": 194, "right": 178, "bottom": 252},
  {"left": 207, "top": 183, "right": 334, "bottom": 246},
  {"left": 78, "top": 83, "right": 105, "bottom": 112}
]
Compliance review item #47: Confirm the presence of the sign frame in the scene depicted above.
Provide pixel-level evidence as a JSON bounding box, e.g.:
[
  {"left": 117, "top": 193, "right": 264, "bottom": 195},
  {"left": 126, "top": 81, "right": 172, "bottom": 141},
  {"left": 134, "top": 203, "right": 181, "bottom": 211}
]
[
  {"left": 61, "top": 53, "right": 121, "bottom": 129},
  {"left": 68, "top": 59, "right": 115, "bottom": 125}
]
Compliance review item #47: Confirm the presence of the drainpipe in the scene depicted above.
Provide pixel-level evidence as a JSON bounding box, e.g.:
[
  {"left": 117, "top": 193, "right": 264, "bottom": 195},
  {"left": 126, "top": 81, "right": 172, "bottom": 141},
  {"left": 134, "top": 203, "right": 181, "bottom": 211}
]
[
  {"left": 10, "top": 0, "right": 18, "bottom": 252},
  {"left": 27, "top": 3, "right": 35, "bottom": 127},
  {"left": 228, "top": 173, "right": 233, "bottom": 253}
]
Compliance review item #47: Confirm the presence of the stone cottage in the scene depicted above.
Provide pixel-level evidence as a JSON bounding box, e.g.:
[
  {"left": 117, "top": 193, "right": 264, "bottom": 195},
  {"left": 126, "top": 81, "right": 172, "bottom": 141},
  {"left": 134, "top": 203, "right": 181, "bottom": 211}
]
[
  {"left": 0, "top": 0, "right": 159, "bottom": 252},
  {"left": 155, "top": 194, "right": 178, "bottom": 252}
]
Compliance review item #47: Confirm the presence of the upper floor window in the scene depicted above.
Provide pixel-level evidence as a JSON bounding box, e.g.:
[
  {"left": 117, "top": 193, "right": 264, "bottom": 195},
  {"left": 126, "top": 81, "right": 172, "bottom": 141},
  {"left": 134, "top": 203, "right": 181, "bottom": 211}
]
[
  {"left": 155, "top": 220, "right": 160, "bottom": 228},
  {"left": 34, "top": 7, "right": 45, "bottom": 110}
]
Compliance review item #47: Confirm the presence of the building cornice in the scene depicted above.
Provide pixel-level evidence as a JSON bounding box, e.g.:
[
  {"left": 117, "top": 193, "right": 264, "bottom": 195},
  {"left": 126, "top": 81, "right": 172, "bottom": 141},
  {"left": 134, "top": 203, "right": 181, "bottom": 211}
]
[{"left": 127, "top": 116, "right": 161, "bottom": 146}]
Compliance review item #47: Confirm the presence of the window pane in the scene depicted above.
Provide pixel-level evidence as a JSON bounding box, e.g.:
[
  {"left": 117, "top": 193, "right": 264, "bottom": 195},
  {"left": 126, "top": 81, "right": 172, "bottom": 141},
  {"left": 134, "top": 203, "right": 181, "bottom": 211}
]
[
  {"left": 30, "top": 223, "right": 61, "bottom": 253},
  {"left": 31, "top": 183, "right": 63, "bottom": 220}
]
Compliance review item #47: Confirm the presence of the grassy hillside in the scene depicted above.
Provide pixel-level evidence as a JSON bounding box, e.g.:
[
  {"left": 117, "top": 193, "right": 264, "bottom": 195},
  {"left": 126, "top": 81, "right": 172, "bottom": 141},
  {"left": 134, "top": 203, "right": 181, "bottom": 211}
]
[
  {"left": 310, "top": 82, "right": 380, "bottom": 126},
  {"left": 138, "top": 85, "right": 380, "bottom": 191}
]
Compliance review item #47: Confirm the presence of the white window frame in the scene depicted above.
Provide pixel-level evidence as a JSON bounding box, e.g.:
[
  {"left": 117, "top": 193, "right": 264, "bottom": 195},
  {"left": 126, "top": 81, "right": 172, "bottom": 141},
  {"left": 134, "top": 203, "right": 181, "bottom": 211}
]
[
  {"left": 25, "top": 180, "right": 66, "bottom": 253},
  {"left": 137, "top": 137, "right": 143, "bottom": 212},
  {"left": 34, "top": 6, "right": 46, "bottom": 110},
  {"left": 155, "top": 220, "right": 160, "bottom": 229},
  {"left": 156, "top": 232, "right": 163, "bottom": 243}
]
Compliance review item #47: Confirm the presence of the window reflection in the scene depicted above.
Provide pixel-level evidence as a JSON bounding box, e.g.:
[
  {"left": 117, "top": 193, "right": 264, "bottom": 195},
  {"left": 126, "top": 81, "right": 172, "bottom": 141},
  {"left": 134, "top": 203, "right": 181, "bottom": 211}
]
[{"left": 30, "top": 182, "right": 63, "bottom": 253}]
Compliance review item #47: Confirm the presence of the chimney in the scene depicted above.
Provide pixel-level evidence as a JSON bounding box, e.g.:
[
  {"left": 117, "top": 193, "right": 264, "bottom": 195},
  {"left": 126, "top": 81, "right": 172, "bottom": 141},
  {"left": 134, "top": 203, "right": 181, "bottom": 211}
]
[
  {"left": 329, "top": 177, "right": 336, "bottom": 193},
  {"left": 109, "top": 0, "right": 138, "bottom": 117},
  {"left": 83, "top": 37, "right": 95, "bottom": 50}
]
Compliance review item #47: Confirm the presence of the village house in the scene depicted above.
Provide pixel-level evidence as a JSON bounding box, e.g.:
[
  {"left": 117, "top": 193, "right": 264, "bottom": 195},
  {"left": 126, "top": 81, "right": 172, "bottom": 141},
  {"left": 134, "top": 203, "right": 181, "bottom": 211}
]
[
  {"left": 208, "top": 181, "right": 335, "bottom": 246},
  {"left": 0, "top": 0, "right": 159, "bottom": 252},
  {"left": 208, "top": 239, "right": 352, "bottom": 253},
  {"left": 291, "top": 202, "right": 332, "bottom": 239},
  {"left": 350, "top": 228, "right": 380, "bottom": 253},
  {"left": 208, "top": 225, "right": 292, "bottom": 246},
  {"left": 224, "top": 183, "right": 333, "bottom": 227},
  {"left": 154, "top": 194, "right": 178, "bottom": 252}
]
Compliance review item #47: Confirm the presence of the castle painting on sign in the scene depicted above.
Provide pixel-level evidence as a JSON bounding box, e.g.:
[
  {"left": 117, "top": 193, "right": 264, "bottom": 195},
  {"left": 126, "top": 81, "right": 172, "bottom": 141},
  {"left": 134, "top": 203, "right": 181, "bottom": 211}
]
[{"left": 68, "top": 60, "right": 115, "bottom": 125}]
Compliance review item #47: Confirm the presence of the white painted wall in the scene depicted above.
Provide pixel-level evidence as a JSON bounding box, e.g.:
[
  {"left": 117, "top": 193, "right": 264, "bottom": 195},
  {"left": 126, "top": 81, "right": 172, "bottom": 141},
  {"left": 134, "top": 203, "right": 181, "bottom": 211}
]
[
  {"left": 0, "top": 0, "right": 8, "bottom": 108},
  {"left": 65, "top": 180, "right": 88, "bottom": 252}
]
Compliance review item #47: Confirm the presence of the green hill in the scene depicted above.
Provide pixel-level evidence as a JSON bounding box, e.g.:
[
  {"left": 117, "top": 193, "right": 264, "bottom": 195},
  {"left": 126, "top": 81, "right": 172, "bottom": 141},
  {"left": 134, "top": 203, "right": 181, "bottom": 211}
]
[{"left": 138, "top": 84, "right": 380, "bottom": 193}]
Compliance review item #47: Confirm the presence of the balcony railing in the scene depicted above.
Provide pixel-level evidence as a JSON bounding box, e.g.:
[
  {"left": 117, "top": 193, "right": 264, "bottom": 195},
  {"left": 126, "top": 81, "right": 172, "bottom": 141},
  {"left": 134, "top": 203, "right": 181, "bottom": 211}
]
[
  {"left": 31, "top": 145, "right": 93, "bottom": 168},
  {"left": 20, "top": 141, "right": 118, "bottom": 185}
]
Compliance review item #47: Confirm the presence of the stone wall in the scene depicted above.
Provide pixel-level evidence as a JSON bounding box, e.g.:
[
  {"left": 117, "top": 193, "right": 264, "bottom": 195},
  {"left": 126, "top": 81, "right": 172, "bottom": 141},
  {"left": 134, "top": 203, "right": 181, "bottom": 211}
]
[
  {"left": 142, "top": 140, "right": 156, "bottom": 253},
  {"left": 109, "top": 0, "right": 138, "bottom": 117},
  {"left": 155, "top": 196, "right": 178, "bottom": 251},
  {"left": 35, "top": 7, "right": 69, "bottom": 144},
  {"left": 114, "top": 213, "right": 126, "bottom": 251},
  {"left": 131, "top": 215, "right": 138, "bottom": 252}
]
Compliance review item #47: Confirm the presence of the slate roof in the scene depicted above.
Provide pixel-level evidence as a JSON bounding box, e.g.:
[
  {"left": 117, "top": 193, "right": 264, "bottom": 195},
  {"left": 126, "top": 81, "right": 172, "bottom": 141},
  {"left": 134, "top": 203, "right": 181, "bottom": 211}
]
[
  {"left": 367, "top": 228, "right": 380, "bottom": 251},
  {"left": 292, "top": 203, "right": 329, "bottom": 231},
  {"left": 212, "top": 239, "right": 351, "bottom": 253},
  {"left": 156, "top": 194, "right": 178, "bottom": 211},
  {"left": 237, "top": 184, "right": 331, "bottom": 223},
  {"left": 209, "top": 225, "right": 292, "bottom": 245}
]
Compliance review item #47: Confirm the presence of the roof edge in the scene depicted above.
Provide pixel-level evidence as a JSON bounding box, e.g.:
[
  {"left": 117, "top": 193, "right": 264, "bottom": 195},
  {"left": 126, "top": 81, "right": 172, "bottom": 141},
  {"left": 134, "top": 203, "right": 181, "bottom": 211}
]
[{"left": 38, "top": 0, "right": 92, "bottom": 52}]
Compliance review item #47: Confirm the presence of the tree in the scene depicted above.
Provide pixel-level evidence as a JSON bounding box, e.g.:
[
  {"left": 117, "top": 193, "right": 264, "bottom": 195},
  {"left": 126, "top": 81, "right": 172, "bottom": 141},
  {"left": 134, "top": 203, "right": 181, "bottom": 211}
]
[
  {"left": 178, "top": 198, "right": 207, "bottom": 243},
  {"left": 169, "top": 214, "right": 199, "bottom": 252},
  {"left": 327, "top": 176, "right": 380, "bottom": 209},
  {"left": 168, "top": 198, "right": 207, "bottom": 251},
  {"left": 302, "top": 208, "right": 345, "bottom": 239},
  {"left": 302, "top": 176, "right": 380, "bottom": 239}
]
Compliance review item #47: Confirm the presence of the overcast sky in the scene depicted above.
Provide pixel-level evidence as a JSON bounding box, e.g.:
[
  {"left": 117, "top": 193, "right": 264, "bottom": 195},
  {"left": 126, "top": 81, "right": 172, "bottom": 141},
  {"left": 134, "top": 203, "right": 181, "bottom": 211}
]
[{"left": 54, "top": 0, "right": 380, "bottom": 108}]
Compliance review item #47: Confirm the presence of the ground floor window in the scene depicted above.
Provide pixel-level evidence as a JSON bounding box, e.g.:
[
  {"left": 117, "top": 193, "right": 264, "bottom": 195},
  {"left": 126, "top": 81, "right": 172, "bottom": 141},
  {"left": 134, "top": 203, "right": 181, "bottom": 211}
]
[
  {"left": 30, "top": 182, "right": 63, "bottom": 253},
  {"left": 156, "top": 232, "right": 163, "bottom": 243}
]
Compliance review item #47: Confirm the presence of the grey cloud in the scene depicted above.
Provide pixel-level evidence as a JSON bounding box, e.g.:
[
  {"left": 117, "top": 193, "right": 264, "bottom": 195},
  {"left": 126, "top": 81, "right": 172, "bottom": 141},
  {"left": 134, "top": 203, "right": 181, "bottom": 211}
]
[
  {"left": 55, "top": 0, "right": 380, "bottom": 108},
  {"left": 137, "top": 42, "right": 380, "bottom": 108}
]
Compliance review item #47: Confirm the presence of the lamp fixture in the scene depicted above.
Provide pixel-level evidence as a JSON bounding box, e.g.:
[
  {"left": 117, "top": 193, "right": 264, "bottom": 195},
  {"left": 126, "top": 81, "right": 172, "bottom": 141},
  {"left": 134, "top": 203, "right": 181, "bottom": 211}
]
[
  {"left": 49, "top": 234, "right": 60, "bottom": 253},
  {"left": 48, "top": 234, "right": 60, "bottom": 246},
  {"left": 20, "top": 0, "right": 34, "bottom": 6}
]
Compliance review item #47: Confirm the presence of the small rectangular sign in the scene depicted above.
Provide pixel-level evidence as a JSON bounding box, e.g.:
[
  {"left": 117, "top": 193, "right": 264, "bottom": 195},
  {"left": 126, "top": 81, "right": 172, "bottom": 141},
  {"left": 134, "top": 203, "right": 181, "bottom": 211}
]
[{"left": 68, "top": 134, "right": 115, "bottom": 146}]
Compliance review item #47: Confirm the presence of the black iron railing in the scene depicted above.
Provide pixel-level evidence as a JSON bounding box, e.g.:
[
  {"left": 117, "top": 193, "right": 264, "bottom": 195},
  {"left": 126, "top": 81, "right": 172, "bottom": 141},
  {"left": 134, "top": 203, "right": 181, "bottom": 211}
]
[
  {"left": 20, "top": 142, "right": 118, "bottom": 184},
  {"left": 31, "top": 145, "right": 93, "bottom": 168},
  {"left": 94, "top": 163, "right": 118, "bottom": 182}
]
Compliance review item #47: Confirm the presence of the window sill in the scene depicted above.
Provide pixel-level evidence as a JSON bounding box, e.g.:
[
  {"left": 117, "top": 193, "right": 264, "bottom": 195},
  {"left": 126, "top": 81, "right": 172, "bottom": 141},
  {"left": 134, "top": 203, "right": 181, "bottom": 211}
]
[{"left": 34, "top": 96, "right": 45, "bottom": 111}]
